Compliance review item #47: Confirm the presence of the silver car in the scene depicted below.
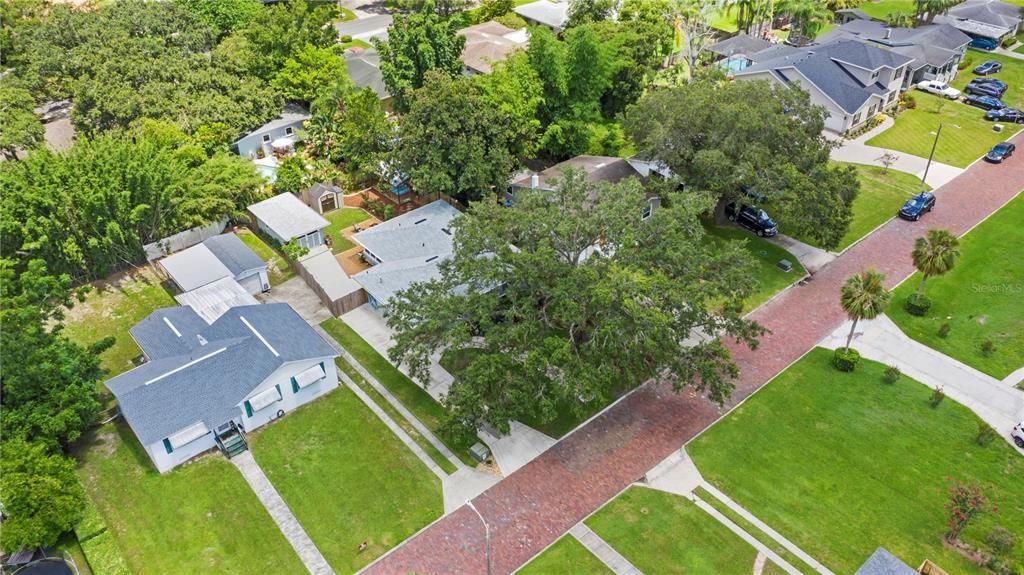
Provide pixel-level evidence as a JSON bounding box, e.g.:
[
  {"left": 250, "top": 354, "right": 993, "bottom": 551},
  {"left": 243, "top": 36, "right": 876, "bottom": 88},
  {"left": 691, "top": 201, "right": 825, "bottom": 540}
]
[{"left": 1013, "top": 422, "right": 1024, "bottom": 448}]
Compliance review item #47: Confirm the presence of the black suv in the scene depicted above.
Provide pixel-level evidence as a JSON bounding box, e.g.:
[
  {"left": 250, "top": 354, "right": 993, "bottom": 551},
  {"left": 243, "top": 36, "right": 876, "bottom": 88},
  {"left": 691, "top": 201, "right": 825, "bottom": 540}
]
[
  {"left": 726, "top": 202, "right": 778, "bottom": 237},
  {"left": 898, "top": 192, "right": 935, "bottom": 221}
]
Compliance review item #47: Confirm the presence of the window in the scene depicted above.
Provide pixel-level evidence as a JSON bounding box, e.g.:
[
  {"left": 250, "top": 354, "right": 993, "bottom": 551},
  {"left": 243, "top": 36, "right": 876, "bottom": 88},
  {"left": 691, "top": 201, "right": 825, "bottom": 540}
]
[
  {"left": 245, "top": 386, "right": 282, "bottom": 415},
  {"left": 166, "top": 421, "right": 210, "bottom": 451},
  {"left": 262, "top": 134, "right": 271, "bottom": 143},
  {"left": 285, "top": 127, "right": 293, "bottom": 136},
  {"left": 641, "top": 204, "right": 653, "bottom": 220},
  {"left": 291, "top": 362, "right": 326, "bottom": 392}
]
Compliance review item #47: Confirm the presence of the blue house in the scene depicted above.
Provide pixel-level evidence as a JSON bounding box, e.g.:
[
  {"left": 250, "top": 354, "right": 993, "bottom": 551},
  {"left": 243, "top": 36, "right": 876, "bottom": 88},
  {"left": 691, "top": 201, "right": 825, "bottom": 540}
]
[{"left": 231, "top": 104, "right": 310, "bottom": 160}]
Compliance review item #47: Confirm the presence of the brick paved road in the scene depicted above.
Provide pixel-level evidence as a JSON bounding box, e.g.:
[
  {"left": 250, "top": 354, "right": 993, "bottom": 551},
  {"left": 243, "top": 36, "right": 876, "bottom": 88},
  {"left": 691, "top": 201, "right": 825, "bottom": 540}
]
[{"left": 364, "top": 135, "right": 1024, "bottom": 575}]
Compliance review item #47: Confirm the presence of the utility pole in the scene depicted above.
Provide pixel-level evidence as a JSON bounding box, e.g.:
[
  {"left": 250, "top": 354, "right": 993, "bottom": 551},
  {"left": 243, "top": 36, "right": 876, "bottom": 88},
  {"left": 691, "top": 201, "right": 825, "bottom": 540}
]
[
  {"left": 922, "top": 123, "right": 943, "bottom": 186},
  {"left": 467, "top": 502, "right": 491, "bottom": 575}
]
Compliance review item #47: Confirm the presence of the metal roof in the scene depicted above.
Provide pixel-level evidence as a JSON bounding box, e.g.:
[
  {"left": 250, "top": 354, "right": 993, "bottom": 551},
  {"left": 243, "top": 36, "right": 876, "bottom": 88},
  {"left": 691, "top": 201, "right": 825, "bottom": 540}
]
[
  {"left": 160, "top": 244, "right": 233, "bottom": 292},
  {"left": 174, "top": 277, "right": 260, "bottom": 324},
  {"left": 248, "top": 192, "right": 330, "bottom": 240},
  {"left": 107, "top": 303, "right": 336, "bottom": 446},
  {"left": 299, "top": 248, "right": 363, "bottom": 300},
  {"left": 513, "top": 0, "right": 569, "bottom": 30}
]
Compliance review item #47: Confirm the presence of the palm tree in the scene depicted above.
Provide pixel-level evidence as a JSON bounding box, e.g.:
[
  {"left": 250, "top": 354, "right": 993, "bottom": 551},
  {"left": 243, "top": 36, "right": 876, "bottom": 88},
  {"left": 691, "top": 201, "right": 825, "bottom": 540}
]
[
  {"left": 777, "top": 0, "right": 831, "bottom": 42},
  {"left": 911, "top": 229, "right": 960, "bottom": 296},
  {"left": 840, "top": 269, "right": 891, "bottom": 351},
  {"left": 914, "top": 0, "right": 957, "bottom": 25}
]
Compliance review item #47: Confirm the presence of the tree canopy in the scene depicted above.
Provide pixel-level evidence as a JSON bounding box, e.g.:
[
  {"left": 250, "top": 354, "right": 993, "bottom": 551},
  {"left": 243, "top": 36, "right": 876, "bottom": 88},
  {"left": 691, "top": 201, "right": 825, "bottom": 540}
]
[
  {"left": 375, "top": 1, "right": 466, "bottom": 112},
  {"left": 0, "top": 122, "right": 266, "bottom": 280},
  {"left": 0, "top": 439, "right": 87, "bottom": 550},
  {"left": 271, "top": 44, "right": 351, "bottom": 103},
  {"left": 386, "top": 173, "right": 764, "bottom": 433},
  {"left": 175, "top": 0, "right": 264, "bottom": 37},
  {"left": 0, "top": 77, "right": 44, "bottom": 160},
  {"left": 624, "top": 79, "right": 858, "bottom": 250}
]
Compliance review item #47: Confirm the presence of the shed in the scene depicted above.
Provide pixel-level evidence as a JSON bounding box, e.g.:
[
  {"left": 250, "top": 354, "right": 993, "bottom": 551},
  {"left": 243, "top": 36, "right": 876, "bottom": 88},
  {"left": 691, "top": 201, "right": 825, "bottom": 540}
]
[
  {"left": 301, "top": 182, "right": 343, "bottom": 214},
  {"left": 298, "top": 248, "right": 367, "bottom": 316},
  {"left": 159, "top": 233, "right": 268, "bottom": 295},
  {"left": 248, "top": 193, "right": 330, "bottom": 252}
]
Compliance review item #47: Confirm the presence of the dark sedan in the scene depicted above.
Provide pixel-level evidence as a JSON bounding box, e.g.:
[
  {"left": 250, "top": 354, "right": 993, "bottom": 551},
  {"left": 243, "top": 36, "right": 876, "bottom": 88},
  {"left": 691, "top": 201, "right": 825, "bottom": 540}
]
[
  {"left": 985, "top": 142, "right": 1016, "bottom": 163},
  {"left": 974, "top": 60, "right": 1002, "bottom": 74},
  {"left": 985, "top": 108, "right": 1024, "bottom": 123},
  {"left": 964, "top": 94, "right": 1006, "bottom": 110},
  {"left": 899, "top": 192, "right": 936, "bottom": 221},
  {"left": 965, "top": 79, "right": 1007, "bottom": 97}
]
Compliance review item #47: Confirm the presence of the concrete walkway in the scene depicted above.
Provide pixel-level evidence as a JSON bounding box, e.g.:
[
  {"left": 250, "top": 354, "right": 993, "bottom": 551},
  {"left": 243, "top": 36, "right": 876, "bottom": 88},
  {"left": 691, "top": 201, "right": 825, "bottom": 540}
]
[
  {"left": 766, "top": 235, "right": 835, "bottom": 272},
  {"left": 568, "top": 523, "right": 643, "bottom": 575},
  {"left": 478, "top": 422, "right": 557, "bottom": 477},
  {"left": 821, "top": 315, "right": 1024, "bottom": 444},
  {"left": 995, "top": 46, "right": 1024, "bottom": 60},
  {"left": 232, "top": 452, "right": 334, "bottom": 575},
  {"left": 258, "top": 277, "right": 333, "bottom": 325},
  {"left": 687, "top": 492, "right": 802, "bottom": 575},
  {"left": 829, "top": 116, "right": 964, "bottom": 189},
  {"left": 1003, "top": 365, "right": 1024, "bottom": 388}
]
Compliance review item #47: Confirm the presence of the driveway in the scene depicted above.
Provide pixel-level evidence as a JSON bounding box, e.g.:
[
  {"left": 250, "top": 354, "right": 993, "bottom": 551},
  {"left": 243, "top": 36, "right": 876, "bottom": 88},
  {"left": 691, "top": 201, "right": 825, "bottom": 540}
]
[{"left": 361, "top": 130, "right": 1024, "bottom": 575}]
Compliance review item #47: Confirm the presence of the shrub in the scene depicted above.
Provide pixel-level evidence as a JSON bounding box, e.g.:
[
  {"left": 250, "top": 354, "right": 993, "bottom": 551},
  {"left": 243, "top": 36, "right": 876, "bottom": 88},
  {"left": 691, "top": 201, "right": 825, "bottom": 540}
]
[
  {"left": 986, "top": 527, "right": 1018, "bottom": 557},
  {"left": 903, "top": 93, "right": 917, "bottom": 109},
  {"left": 977, "top": 421, "right": 998, "bottom": 446},
  {"left": 883, "top": 365, "right": 901, "bottom": 384},
  {"left": 1001, "top": 36, "right": 1016, "bottom": 48},
  {"left": 928, "top": 385, "right": 946, "bottom": 408},
  {"left": 945, "top": 480, "right": 990, "bottom": 541},
  {"left": 340, "top": 34, "right": 353, "bottom": 43},
  {"left": 494, "top": 12, "right": 527, "bottom": 29},
  {"left": 938, "top": 322, "right": 951, "bottom": 338},
  {"left": 959, "top": 55, "right": 974, "bottom": 71},
  {"left": 981, "top": 339, "right": 996, "bottom": 356},
  {"left": 832, "top": 347, "right": 861, "bottom": 372},
  {"left": 904, "top": 292, "right": 932, "bottom": 316}
]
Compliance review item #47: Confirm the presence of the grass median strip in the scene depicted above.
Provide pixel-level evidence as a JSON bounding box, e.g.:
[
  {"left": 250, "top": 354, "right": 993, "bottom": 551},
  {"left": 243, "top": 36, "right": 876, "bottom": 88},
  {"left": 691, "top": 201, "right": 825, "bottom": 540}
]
[
  {"left": 320, "top": 318, "right": 478, "bottom": 466},
  {"left": 336, "top": 358, "right": 458, "bottom": 474}
]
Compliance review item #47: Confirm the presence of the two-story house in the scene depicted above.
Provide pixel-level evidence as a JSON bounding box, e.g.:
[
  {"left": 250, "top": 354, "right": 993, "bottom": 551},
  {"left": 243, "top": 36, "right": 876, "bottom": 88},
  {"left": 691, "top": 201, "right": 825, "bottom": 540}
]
[{"left": 732, "top": 40, "right": 913, "bottom": 134}]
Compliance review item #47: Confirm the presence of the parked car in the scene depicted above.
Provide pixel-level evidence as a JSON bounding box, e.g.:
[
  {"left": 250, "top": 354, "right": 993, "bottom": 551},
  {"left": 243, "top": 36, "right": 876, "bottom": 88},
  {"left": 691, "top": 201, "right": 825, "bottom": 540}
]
[
  {"left": 917, "top": 80, "right": 961, "bottom": 99},
  {"left": 898, "top": 192, "right": 935, "bottom": 221},
  {"left": 985, "top": 108, "right": 1024, "bottom": 122},
  {"left": 985, "top": 141, "right": 1016, "bottom": 162},
  {"left": 725, "top": 202, "right": 778, "bottom": 237},
  {"left": 1012, "top": 422, "right": 1024, "bottom": 448},
  {"left": 970, "top": 38, "right": 999, "bottom": 51},
  {"left": 972, "top": 77, "right": 1008, "bottom": 91},
  {"left": 964, "top": 94, "right": 1006, "bottom": 110},
  {"left": 973, "top": 59, "right": 1002, "bottom": 73},
  {"left": 965, "top": 79, "right": 1007, "bottom": 97}
]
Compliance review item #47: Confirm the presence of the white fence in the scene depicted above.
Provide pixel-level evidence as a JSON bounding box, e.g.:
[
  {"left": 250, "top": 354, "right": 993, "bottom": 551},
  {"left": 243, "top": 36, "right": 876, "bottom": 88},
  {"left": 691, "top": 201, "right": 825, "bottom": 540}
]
[{"left": 142, "top": 218, "right": 228, "bottom": 261}]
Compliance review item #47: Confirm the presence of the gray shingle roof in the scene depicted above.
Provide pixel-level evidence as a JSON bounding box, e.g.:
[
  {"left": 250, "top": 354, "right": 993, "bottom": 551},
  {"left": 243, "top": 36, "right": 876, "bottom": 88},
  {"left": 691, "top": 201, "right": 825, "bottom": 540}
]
[
  {"left": 107, "top": 303, "right": 336, "bottom": 446},
  {"left": 947, "top": 0, "right": 1022, "bottom": 29},
  {"left": 345, "top": 49, "right": 389, "bottom": 99},
  {"left": 709, "top": 33, "right": 772, "bottom": 58},
  {"left": 817, "top": 21, "right": 971, "bottom": 69},
  {"left": 129, "top": 307, "right": 209, "bottom": 361},
  {"left": 854, "top": 548, "right": 918, "bottom": 575},
  {"left": 234, "top": 104, "right": 309, "bottom": 145},
  {"left": 203, "top": 233, "right": 266, "bottom": 276},
  {"left": 511, "top": 155, "right": 644, "bottom": 191},
  {"left": 737, "top": 40, "right": 912, "bottom": 114}
]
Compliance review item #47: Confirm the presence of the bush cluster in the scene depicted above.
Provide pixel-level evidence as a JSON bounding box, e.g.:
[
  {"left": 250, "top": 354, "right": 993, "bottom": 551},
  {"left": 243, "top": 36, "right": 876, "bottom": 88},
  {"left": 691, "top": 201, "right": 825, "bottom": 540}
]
[
  {"left": 832, "top": 347, "right": 861, "bottom": 372},
  {"left": 904, "top": 293, "right": 932, "bottom": 316},
  {"left": 883, "top": 365, "right": 901, "bottom": 384}
]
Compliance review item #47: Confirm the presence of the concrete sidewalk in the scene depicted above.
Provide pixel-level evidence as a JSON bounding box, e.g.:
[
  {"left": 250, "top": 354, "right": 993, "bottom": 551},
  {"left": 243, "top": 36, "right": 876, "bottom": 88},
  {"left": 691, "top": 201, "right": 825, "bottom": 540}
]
[
  {"left": 821, "top": 315, "right": 1024, "bottom": 444},
  {"left": 828, "top": 116, "right": 964, "bottom": 189}
]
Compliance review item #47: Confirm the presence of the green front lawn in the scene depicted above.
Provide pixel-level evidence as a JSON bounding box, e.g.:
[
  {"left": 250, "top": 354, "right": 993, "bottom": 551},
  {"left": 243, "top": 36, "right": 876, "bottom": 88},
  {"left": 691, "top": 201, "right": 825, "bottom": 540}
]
[
  {"left": 519, "top": 535, "right": 612, "bottom": 575},
  {"left": 953, "top": 52, "right": 1024, "bottom": 109},
  {"left": 586, "top": 486, "right": 761, "bottom": 574},
  {"left": 75, "top": 423, "right": 305, "bottom": 575},
  {"left": 703, "top": 223, "right": 806, "bottom": 310},
  {"left": 63, "top": 268, "right": 175, "bottom": 380},
  {"left": 320, "top": 318, "right": 479, "bottom": 466},
  {"left": 866, "top": 92, "right": 1021, "bottom": 167},
  {"left": 857, "top": 0, "right": 915, "bottom": 20},
  {"left": 888, "top": 195, "right": 1024, "bottom": 379},
  {"left": 689, "top": 347, "right": 1024, "bottom": 574},
  {"left": 324, "top": 208, "right": 372, "bottom": 254},
  {"left": 801, "top": 163, "right": 929, "bottom": 252},
  {"left": 237, "top": 227, "right": 295, "bottom": 286},
  {"left": 250, "top": 385, "right": 442, "bottom": 573}
]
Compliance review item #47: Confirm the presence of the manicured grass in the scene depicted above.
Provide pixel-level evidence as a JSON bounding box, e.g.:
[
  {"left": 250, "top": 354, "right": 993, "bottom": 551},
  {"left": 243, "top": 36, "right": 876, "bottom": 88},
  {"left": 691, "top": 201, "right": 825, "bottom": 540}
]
[
  {"left": 702, "top": 223, "right": 806, "bottom": 310},
  {"left": 63, "top": 267, "right": 175, "bottom": 380},
  {"left": 952, "top": 51, "right": 1024, "bottom": 109},
  {"left": 867, "top": 92, "right": 1021, "bottom": 167},
  {"left": 236, "top": 227, "right": 295, "bottom": 285},
  {"left": 440, "top": 347, "right": 611, "bottom": 439},
  {"left": 75, "top": 422, "right": 305, "bottom": 575},
  {"left": 336, "top": 357, "right": 458, "bottom": 474},
  {"left": 250, "top": 385, "right": 443, "bottom": 573},
  {"left": 888, "top": 195, "right": 1024, "bottom": 379},
  {"left": 320, "top": 318, "right": 479, "bottom": 466},
  {"left": 692, "top": 486, "right": 818, "bottom": 575},
  {"left": 857, "top": 0, "right": 915, "bottom": 20},
  {"left": 339, "top": 38, "right": 372, "bottom": 51},
  {"left": 519, "top": 535, "right": 612, "bottom": 575},
  {"left": 586, "top": 486, "right": 759, "bottom": 574},
  {"left": 324, "top": 207, "right": 372, "bottom": 254},
  {"left": 689, "top": 347, "right": 1024, "bottom": 574},
  {"left": 801, "top": 163, "right": 929, "bottom": 252}
]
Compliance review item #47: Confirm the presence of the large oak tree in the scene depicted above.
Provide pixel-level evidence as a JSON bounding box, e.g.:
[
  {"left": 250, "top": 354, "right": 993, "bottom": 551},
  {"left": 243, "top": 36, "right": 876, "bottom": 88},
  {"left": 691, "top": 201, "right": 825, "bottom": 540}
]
[
  {"left": 386, "top": 172, "right": 764, "bottom": 434},
  {"left": 624, "top": 79, "right": 859, "bottom": 250}
]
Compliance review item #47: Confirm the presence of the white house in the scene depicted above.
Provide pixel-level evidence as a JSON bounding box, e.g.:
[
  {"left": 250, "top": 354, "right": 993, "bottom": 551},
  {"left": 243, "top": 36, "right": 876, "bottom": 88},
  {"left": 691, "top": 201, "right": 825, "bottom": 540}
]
[
  {"left": 513, "top": 0, "right": 570, "bottom": 32},
  {"left": 351, "top": 200, "right": 460, "bottom": 310},
  {"left": 231, "top": 104, "right": 310, "bottom": 160},
  {"left": 249, "top": 192, "right": 330, "bottom": 252},
  {"left": 106, "top": 304, "right": 339, "bottom": 473},
  {"left": 732, "top": 40, "right": 913, "bottom": 134},
  {"left": 160, "top": 233, "right": 269, "bottom": 295}
]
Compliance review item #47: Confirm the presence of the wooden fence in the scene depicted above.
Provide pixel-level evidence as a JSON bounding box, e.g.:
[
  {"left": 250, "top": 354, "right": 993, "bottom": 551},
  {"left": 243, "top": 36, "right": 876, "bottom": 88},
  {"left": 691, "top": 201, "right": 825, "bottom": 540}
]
[{"left": 287, "top": 252, "right": 367, "bottom": 317}]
